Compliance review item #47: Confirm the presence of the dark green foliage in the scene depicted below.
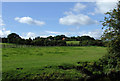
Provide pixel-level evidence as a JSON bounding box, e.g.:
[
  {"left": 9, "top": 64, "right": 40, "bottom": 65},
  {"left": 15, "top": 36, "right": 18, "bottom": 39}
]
[
  {"left": 79, "top": 40, "right": 104, "bottom": 46},
  {"left": 7, "top": 33, "right": 22, "bottom": 44},
  {"left": 100, "top": 2, "right": 120, "bottom": 77},
  {"left": 66, "top": 36, "right": 95, "bottom": 41},
  {"left": 80, "top": 36, "right": 95, "bottom": 41},
  {"left": 102, "top": 1, "right": 120, "bottom": 57},
  {"left": 54, "top": 35, "right": 66, "bottom": 40},
  {"left": 32, "top": 39, "right": 44, "bottom": 46},
  {"left": 2, "top": 33, "right": 104, "bottom": 46},
  {"left": 97, "top": 2, "right": 120, "bottom": 81},
  {"left": 1, "top": 37, "right": 8, "bottom": 43},
  {"left": 57, "top": 40, "right": 66, "bottom": 46},
  {"left": 25, "top": 38, "right": 32, "bottom": 45}
]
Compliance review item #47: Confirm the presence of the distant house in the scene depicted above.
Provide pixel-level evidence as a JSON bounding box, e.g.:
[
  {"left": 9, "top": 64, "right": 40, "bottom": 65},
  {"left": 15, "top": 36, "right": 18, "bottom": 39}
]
[
  {"left": 48, "top": 39, "right": 51, "bottom": 41},
  {"left": 62, "top": 38, "right": 66, "bottom": 40}
]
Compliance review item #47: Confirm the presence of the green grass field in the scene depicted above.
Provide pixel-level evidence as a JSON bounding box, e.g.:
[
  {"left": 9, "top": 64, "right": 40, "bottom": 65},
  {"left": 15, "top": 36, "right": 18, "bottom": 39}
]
[
  {"left": 0, "top": 43, "right": 15, "bottom": 45},
  {"left": 66, "top": 41, "right": 80, "bottom": 45},
  {"left": 2, "top": 46, "right": 107, "bottom": 80}
]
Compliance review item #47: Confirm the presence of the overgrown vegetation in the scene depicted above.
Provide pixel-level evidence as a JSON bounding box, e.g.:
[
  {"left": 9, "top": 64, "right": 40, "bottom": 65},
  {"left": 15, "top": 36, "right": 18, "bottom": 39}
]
[{"left": 94, "top": 1, "right": 120, "bottom": 80}]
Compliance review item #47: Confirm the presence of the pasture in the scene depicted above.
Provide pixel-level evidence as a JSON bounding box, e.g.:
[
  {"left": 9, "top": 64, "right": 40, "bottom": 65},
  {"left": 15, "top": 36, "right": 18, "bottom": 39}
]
[
  {"left": 66, "top": 41, "right": 80, "bottom": 45},
  {"left": 2, "top": 46, "right": 107, "bottom": 80}
]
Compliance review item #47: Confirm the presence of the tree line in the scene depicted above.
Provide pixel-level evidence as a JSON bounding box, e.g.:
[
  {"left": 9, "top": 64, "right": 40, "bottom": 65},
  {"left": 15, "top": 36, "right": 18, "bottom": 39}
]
[{"left": 0, "top": 33, "right": 105, "bottom": 46}]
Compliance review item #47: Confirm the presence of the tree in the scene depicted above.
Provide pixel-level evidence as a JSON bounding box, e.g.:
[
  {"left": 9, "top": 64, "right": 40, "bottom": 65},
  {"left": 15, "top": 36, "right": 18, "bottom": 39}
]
[
  {"left": 80, "top": 36, "right": 95, "bottom": 41},
  {"left": 44, "top": 39, "right": 51, "bottom": 46},
  {"left": 0, "top": 37, "right": 2, "bottom": 43},
  {"left": 76, "top": 36, "right": 81, "bottom": 41},
  {"left": 102, "top": 1, "right": 120, "bottom": 57},
  {"left": 32, "top": 39, "right": 44, "bottom": 46},
  {"left": 54, "top": 35, "right": 66, "bottom": 40},
  {"left": 7, "top": 33, "right": 22, "bottom": 44},
  {"left": 25, "top": 38, "right": 32, "bottom": 45},
  {"left": 57, "top": 40, "right": 66, "bottom": 46},
  {"left": 2, "top": 38, "right": 8, "bottom": 43},
  {"left": 47, "top": 36, "right": 54, "bottom": 40}
]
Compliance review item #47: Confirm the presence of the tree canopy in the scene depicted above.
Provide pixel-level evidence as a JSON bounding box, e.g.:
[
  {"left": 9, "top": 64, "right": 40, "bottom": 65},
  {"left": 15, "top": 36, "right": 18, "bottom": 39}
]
[
  {"left": 102, "top": 1, "right": 120, "bottom": 57},
  {"left": 7, "top": 33, "right": 22, "bottom": 44}
]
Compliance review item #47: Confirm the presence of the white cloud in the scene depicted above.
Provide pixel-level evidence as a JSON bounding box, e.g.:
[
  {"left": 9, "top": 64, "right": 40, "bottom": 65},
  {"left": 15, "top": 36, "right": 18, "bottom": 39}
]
[
  {"left": 95, "top": 0, "right": 117, "bottom": 14},
  {"left": 64, "top": 11, "right": 73, "bottom": 15},
  {"left": 45, "top": 31, "right": 62, "bottom": 35},
  {"left": 0, "top": 16, "right": 5, "bottom": 26},
  {"left": 0, "top": 28, "right": 11, "bottom": 37},
  {"left": 0, "top": 16, "right": 9, "bottom": 37},
  {"left": 40, "top": 35, "right": 50, "bottom": 38},
  {"left": 59, "top": 13, "right": 98, "bottom": 26},
  {"left": 45, "top": 29, "right": 103, "bottom": 39},
  {"left": 45, "top": 31, "right": 69, "bottom": 36},
  {"left": 59, "top": 2, "right": 98, "bottom": 26},
  {"left": 20, "top": 29, "right": 103, "bottom": 39},
  {"left": 21, "top": 32, "right": 37, "bottom": 39},
  {"left": 21, "top": 32, "right": 56, "bottom": 39},
  {"left": 72, "top": 3, "right": 86, "bottom": 12},
  {"left": 15, "top": 17, "right": 45, "bottom": 26},
  {"left": 95, "top": 0, "right": 118, "bottom": 2},
  {"left": 88, "top": 12, "right": 95, "bottom": 16},
  {"left": 81, "top": 29, "right": 103, "bottom": 39}
]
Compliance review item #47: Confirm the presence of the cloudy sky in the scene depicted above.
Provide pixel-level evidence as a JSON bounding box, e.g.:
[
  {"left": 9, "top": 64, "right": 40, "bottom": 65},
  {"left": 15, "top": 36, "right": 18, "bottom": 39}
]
[{"left": 0, "top": 1, "right": 118, "bottom": 39}]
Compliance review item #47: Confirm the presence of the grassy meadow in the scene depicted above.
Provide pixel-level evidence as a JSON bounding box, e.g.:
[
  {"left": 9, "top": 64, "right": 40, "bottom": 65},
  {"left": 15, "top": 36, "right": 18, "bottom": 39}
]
[
  {"left": 66, "top": 41, "right": 80, "bottom": 45},
  {"left": 2, "top": 45, "right": 107, "bottom": 80}
]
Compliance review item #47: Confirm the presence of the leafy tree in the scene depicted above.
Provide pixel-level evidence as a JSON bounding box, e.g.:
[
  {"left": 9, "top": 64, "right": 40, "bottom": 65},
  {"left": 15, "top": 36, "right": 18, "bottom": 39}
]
[
  {"left": 7, "top": 33, "right": 22, "bottom": 44},
  {"left": 32, "top": 39, "right": 44, "bottom": 46},
  {"left": 102, "top": 1, "right": 120, "bottom": 57},
  {"left": 34, "top": 36, "right": 41, "bottom": 40},
  {"left": 94, "top": 40, "right": 104, "bottom": 46},
  {"left": 54, "top": 35, "right": 66, "bottom": 40},
  {"left": 2, "top": 38, "right": 8, "bottom": 43},
  {"left": 47, "top": 36, "right": 54, "bottom": 40},
  {"left": 19, "top": 39, "right": 26, "bottom": 45},
  {"left": 57, "top": 40, "right": 66, "bottom": 46},
  {"left": 0, "top": 37, "right": 2, "bottom": 43},
  {"left": 25, "top": 38, "right": 32, "bottom": 45},
  {"left": 44, "top": 39, "right": 51, "bottom": 46},
  {"left": 70, "top": 36, "right": 75, "bottom": 41},
  {"left": 80, "top": 36, "right": 95, "bottom": 41},
  {"left": 76, "top": 36, "right": 81, "bottom": 41}
]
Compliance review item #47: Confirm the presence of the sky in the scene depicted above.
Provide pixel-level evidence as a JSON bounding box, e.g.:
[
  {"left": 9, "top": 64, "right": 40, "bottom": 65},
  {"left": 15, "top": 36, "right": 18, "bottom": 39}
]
[{"left": 0, "top": 1, "right": 118, "bottom": 39}]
